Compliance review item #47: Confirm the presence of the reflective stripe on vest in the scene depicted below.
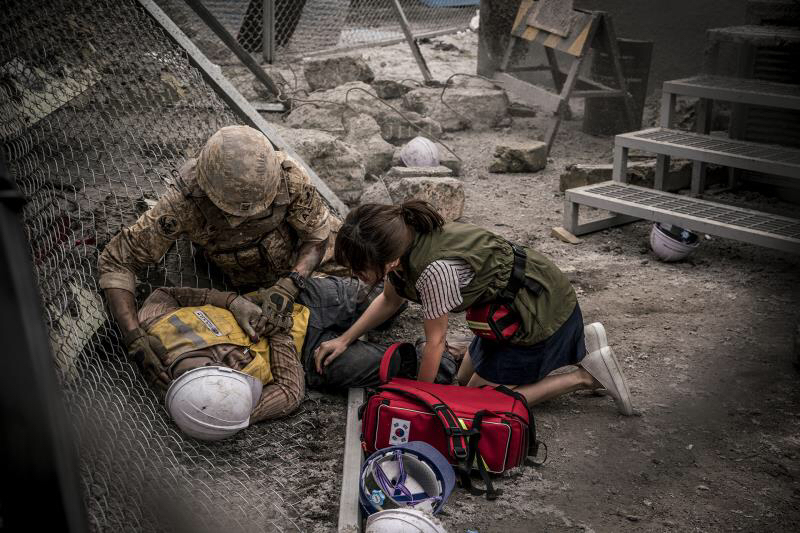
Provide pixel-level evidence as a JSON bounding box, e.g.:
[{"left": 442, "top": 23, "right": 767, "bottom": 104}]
[{"left": 146, "top": 303, "right": 310, "bottom": 385}]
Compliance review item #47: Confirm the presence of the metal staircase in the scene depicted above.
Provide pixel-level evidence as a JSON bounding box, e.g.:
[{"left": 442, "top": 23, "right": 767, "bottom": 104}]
[{"left": 563, "top": 25, "right": 800, "bottom": 254}]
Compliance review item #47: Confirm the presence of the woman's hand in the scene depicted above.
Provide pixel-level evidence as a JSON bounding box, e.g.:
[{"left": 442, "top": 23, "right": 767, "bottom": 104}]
[{"left": 314, "top": 336, "right": 351, "bottom": 374}]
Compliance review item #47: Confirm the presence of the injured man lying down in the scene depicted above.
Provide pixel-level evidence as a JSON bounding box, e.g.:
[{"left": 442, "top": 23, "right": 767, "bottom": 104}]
[{"left": 133, "top": 275, "right": 459, "bottom": 441}]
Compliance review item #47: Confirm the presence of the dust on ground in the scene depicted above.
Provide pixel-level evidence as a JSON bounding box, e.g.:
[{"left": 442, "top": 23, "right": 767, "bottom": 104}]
[{"left": 219, "top": 30, "right": 798, "bottom": 533}]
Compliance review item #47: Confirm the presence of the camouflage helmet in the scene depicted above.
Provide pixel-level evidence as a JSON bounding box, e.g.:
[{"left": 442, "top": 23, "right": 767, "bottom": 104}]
[{"left": 196, "top": 125, "right": 282, "bottom": 217}]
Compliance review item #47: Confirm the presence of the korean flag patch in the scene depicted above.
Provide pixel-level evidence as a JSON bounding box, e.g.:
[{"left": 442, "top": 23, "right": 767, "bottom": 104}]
[{"left": 389, "top": 418, "right": 410, "bottom": 445}]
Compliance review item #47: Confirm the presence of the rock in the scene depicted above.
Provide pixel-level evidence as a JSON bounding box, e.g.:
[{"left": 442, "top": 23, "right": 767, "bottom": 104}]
[
  {"left": 284, "top": 82, "right": 442, "bottom": 144},
  {"left": 303, "top": 55, "right": 374, "bottom": 92},
  {"left": 439, "top": 155, "right": 462, "bottom": 176},
  {"left": 387, "top": 177, "right": 464, "bottom": 222},
  {"left": 489, "top": 141, "right": 547, "bottom": 173},
  {"left": 273, "top": 125, "right": 366, "bottom": 205},
  {"left": 375, "top": 110, "right": 443, "bottom": 144},
  {"left": 402, "top": 87, "right": 510, "bottom": 132},
  {"left": 371, "top": 79, "right": 412, "bottom": 100},
  {"left": 558, "top": 160, "right": 695, "bottom": 192},
  {"left": 359, "top": 180, "right": 393, "bottom": 205},
  {"left": 343, "top": 114, "right": 395, "bottom": 177},
  {"left": 284, "top": 82, "right": 377, "bottom": 134}
]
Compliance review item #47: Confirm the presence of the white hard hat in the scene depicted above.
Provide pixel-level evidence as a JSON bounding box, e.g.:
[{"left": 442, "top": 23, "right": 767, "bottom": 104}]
[
  {"left": 400, "top": 136, "right": 439, "bottom": 168},
  {"left": 165, "top": 366, "right": 263, "bottom": 441},
  {"left": 650, "top": 222, "right": 700, "bottom": 262},
  {"left": 365, "top": 509, "right": 448, "bottom": 533}
]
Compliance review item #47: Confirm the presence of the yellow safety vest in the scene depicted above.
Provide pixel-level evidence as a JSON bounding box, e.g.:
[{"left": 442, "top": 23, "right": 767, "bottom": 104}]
[{"left": 146, "top": 303, "right": 310, "bottom": 385}]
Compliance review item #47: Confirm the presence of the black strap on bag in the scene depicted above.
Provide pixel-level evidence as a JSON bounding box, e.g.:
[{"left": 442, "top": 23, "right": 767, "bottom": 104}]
[
  {"left": 497, "top": 244, "right": 543, "bottom": 304},
  {"left": 459, "top": 410, "right": 500, "bottom": 500},
  {"left": 493, "top": 385, "right": 547, "bottom": 466}
]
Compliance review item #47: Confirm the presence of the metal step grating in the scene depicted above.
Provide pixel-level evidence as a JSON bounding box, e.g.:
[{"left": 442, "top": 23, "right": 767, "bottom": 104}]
[
  {"left": 587, "top": 183, "right": 800, "bottom": 239},
  {"left": 628, "top": 128, "right": 800, "bottom": 164},
  {"left": 676, "top": 75, "right": 800, "bottom": 98}
]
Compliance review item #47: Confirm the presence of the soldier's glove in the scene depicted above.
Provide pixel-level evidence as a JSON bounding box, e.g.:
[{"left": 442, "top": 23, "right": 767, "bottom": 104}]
[
  {"left": 228, "top": 295, "right": 263, "bottom": 342},
  {"left": 254, "top": 276, "right": 300, "bottom": 337},
  {"left": 123, "top": 328, "right": 170, "bottom": 391}
]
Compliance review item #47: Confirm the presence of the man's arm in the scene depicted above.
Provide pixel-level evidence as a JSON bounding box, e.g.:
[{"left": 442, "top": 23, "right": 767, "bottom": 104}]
[
  {"left": 98, "top": 188, "right": 191, "bottom": 333},
  {"left": 291, "top": 238, "right": 327, "bottom": 278}
]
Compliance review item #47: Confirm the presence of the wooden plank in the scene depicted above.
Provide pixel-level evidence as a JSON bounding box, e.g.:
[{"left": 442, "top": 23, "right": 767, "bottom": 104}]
[
  {"left": 571, "top": 89, "right": 624, "bottom": 98},
  {"left": 138, "top": 0, "right": 348, "bottom": 215},
  {"left": 551, "top": 226, "right": 582, "bottom": 244},
  {"left": 567, "top": 183, "right": 800, "bottom": 253},
  {"left": 338, "top": 388, "right": 365, "bottom": 533},
  {"left": 493, "top": 72, "right": 563, "bottom": 113}
]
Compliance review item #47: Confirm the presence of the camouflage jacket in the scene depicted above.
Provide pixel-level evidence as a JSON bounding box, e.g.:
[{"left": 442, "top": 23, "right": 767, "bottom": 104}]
[{"left": 98, "top": 151, "right": 337, "bottom": 292}]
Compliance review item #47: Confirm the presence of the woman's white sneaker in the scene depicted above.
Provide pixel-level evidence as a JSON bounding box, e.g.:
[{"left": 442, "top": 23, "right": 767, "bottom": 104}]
[{"left": 580, "top": 323, "right": 633, "bottom": 416}]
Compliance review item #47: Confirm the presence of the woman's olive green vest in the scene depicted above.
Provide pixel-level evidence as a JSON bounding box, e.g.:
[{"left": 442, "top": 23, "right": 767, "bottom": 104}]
[{"left": 389, "top": 223, "right": 577, "bottom": 345}]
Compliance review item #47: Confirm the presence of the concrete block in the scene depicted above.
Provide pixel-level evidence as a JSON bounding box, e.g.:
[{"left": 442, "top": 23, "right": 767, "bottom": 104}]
[
  {"left": 359, "top": 180, "right": 393, "bottom": 205},
  {"left": 558, "top": 160, "right": 696, "bottom": 192},
  {"left": 387, "top": 177, "right": 465, "bottom": 222},
  {"left": 303, "top": 55, "right": 374, "bottom": 91},
  {"left": 387, "top": 166, "right": 453, "bottom": 178},
  {"left": 489, "top": 141, "right": 547, "bottom": 173},
  {"left": 371, "top": 79, "right": 412, "bottom": 100},
  {"left": 402, "top": 87, "right": 510, "bottom": 132}
]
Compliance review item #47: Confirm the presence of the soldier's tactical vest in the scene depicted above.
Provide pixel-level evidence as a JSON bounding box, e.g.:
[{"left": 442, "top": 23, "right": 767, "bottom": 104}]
[
  {"left": 388, "top": 223, "right": 577, "bottom": 346},
  {"left": 146, "top": 303, "right": 310, "bottom": 384},
  {"left": 175, "top": 158, "right": 297, "bottom": 287}
]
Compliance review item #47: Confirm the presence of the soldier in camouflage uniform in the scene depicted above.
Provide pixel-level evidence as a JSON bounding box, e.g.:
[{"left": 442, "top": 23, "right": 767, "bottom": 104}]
[{"left": 98, "top": 125, "right": 341, "bottom": 388}]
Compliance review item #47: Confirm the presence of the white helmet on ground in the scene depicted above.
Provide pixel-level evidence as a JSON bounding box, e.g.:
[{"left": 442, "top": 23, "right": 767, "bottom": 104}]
[
  {"left": 650, "top": 222, "right": 700, "bottom": 262},
  {"left": 165, "top": 366, "right": 263, "bottom": 441},
  {"left": 400, "top": 136, "right": 439, "bottom": 167},
  {"left": 365, "top": 509, "right": 448, "bottom": 533}
]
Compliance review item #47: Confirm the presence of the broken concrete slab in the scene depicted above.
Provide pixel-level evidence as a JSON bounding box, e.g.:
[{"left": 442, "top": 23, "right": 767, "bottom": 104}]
[
  {"left": 284, "top": 82, "right": 442, "bottom": 144},
  {"left": 375, "top": 110, "right": 443, "bottom": 144},
  {"left": 387, "top": 165, "right": 453, "bottom": 179},
  {"left": 359, "top": 179, "right": 393, "bottom": 205},
  {"left": 303, "top": 55, "right": 375, "bottom": 92},
  {"left": 558, "top": 160, "right": 694, "bottom": 192},
  {"left": 402, "top": 87, "right": 510, "bottom": 132},
  {"left": 371, "top": 79, "right": 412, "bottom": 100},
  {"left": 274, "top": 124, "right": 366, "bottom": 205},
  {"left": 489, "top": 141, "right": 548, "bottom": 173},
  {"left": 343, "top": 114, "right": 395, "bottom": 177},
  {"left": 388, "top": 177, "right": 464, "bottom": 222}
]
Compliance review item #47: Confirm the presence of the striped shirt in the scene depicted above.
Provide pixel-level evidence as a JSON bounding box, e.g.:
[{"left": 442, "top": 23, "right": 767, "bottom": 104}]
[{"left": 415, "top": 259, "right": 475, "bottom": 320}]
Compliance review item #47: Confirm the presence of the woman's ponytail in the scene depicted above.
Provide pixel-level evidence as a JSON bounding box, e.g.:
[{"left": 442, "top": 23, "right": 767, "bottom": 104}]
[{"left": 399, "top": 200, "right": 444, "bottom": 234}]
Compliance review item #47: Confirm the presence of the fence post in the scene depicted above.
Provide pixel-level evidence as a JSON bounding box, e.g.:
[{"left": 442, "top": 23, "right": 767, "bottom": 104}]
[
  {"left": 262, "top": 0, "right": 275, "bottom": 64},
  {"left": 390, "top": 0, "right": 433, "bottom": 82}
]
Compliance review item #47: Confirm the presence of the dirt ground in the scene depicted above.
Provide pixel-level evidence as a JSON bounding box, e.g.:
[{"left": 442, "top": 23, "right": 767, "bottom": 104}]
[{"left": 221, "top": 31, "right": 800, "bottom": 532}]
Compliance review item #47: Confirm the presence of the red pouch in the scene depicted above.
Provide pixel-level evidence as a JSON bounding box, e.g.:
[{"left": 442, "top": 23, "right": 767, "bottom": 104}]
[{"left": 465, "top": 302, "right": 520, "bottom": 342}]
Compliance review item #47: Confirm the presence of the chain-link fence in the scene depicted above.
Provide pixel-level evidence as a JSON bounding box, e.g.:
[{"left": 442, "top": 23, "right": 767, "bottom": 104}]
[
  {"left": 1, "top": 0, "right": 337, "bottom": 531},
  {"left": 202, "top": 0, "right": 478, "bottom": 62}
]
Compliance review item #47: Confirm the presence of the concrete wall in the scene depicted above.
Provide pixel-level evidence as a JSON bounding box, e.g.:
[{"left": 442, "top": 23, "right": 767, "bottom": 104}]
[{"left": 575, "top": 0, "right": 748, "bottom": 92}]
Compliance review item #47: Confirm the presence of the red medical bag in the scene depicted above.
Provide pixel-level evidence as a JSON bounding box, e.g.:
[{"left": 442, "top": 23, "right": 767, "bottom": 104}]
[{"left": 360, "top": 343, "right": 545, "bottom": 499}]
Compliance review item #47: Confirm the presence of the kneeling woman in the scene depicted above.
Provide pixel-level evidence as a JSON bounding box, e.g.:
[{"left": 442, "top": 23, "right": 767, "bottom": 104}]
[{"left": 314, "top": 201, "right": 633, "bottom": 414}]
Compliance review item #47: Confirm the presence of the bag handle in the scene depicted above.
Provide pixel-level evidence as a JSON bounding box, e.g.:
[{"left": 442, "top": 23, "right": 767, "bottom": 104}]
[{"left": 379, "top": 342, "right": 418, "bottom": 384}]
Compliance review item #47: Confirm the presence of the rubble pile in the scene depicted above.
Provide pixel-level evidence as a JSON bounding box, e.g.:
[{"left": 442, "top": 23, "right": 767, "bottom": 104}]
[{"left": 272, "top": 53, "right": 514, "bottom": 210}]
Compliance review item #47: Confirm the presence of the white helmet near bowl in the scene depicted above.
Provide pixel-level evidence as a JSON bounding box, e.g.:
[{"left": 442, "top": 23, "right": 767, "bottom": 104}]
[{"left": 650, "top": 222, "right": 700, "bottom": 262}]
